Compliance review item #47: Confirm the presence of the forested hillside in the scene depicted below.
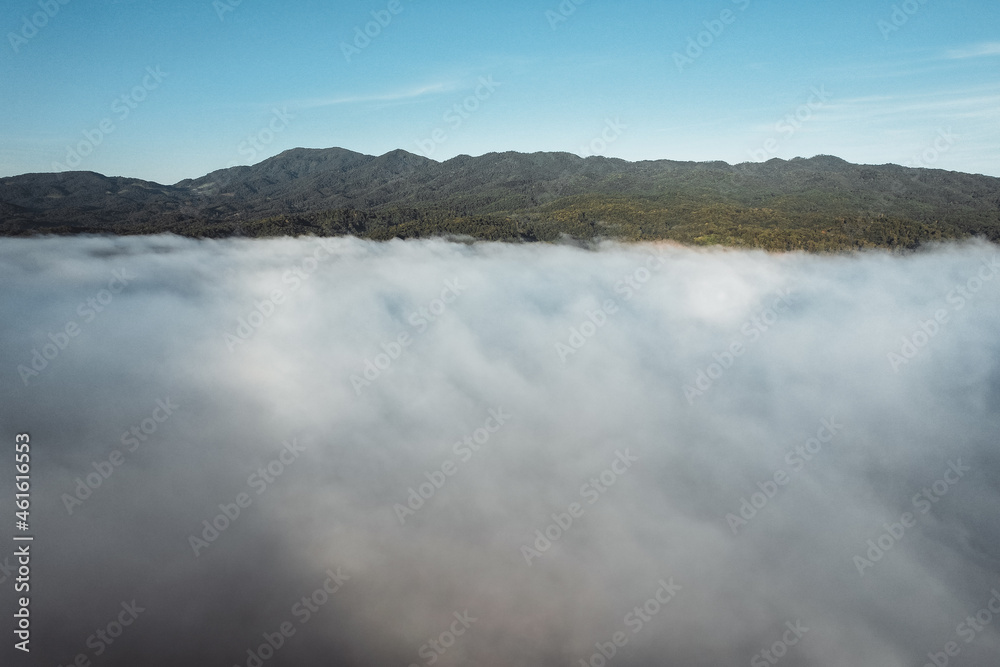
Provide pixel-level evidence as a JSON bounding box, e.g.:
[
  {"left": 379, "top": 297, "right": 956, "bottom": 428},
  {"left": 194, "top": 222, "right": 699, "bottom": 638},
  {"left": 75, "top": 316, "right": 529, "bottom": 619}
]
[{"left": 2, "top": 148, "right": 998, "bottom": 251}]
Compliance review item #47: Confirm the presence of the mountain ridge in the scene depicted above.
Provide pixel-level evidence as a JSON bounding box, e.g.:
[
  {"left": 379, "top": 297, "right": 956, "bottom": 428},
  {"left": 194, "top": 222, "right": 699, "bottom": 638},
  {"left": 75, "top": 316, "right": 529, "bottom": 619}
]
[{"left": 2, "top": 148, "right": 999, "bottom": 250}]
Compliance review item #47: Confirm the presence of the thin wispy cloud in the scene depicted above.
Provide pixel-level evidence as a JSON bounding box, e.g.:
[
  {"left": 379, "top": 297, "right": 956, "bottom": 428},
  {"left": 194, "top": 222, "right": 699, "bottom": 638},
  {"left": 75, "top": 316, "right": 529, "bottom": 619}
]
[
  {"left": 818, "top": 87, "right": 1000, "bottom": 124},
  {"left": 293, "top": 82, "right": 458, "bottom": 110},
  {"left": 946, "top": 42, "right": 1000, "bottom": 60},
  {"left": 825, "top": 45, "right": 1000, "bottom": 82},
  {"left": 737, "top": 86, "right": 999, "bottom": 138}
]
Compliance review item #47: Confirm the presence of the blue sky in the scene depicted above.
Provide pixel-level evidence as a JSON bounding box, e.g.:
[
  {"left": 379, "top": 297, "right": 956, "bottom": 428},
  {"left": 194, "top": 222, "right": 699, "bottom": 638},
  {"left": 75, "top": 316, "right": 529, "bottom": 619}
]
[{"left": 1, "top": 0, "right": 998, "bottom": 184}]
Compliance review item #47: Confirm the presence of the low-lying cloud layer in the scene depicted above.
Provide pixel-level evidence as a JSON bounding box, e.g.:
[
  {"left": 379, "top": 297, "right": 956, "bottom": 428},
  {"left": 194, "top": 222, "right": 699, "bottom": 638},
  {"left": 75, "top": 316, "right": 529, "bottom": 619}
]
[{"left": 1, "top": 235, "right": 998, "bottom": 667}]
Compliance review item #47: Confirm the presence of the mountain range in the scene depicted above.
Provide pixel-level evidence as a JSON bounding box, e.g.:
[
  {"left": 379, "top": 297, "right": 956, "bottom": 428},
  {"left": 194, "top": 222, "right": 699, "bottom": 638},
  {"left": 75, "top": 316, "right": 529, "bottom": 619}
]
[{"left": 2, "top": 147, "right": 999, "bottom": 250}]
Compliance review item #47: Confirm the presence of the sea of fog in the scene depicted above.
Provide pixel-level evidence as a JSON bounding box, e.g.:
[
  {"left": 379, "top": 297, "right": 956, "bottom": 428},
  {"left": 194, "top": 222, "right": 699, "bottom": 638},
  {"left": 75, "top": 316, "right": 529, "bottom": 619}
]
[{"left": 1, "top": 235, "right": 999, "bottom": 667}]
